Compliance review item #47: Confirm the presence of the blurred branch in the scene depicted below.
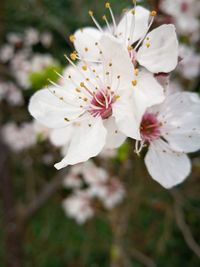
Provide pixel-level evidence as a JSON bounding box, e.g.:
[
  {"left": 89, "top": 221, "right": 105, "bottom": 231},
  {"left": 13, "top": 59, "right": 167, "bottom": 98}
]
[
  {"left": 129, "top": 248, "right": 157, "bottom": 267},
  {"left": 171, "top": 189, "right": 200, "bottom": 259},
  {"left": 0, "top": 134, "right": 23, "bottom": 267},
  {"left": 22, "top": 170, "right": 67, "bottom": 221}
]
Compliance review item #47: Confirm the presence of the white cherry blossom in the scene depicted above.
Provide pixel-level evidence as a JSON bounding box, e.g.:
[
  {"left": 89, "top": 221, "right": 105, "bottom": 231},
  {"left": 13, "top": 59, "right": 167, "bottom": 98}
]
[
  {"left": 62, "top": 191, "right": 94, "bottom": 224},
  {"left": 72, "top": 3, "right": 178, "bottom": 74},
  {"left": 160, "top": 0, "right": 200, "bottom": 41},
  {"left": 136, "top": 92, "right": 200, "bottom": 189},
  {"left": 29, "top": 35, "right": 164, "bottom": 169},
  {"left": 178, "top": 44, "right": 200, "bottom": 79}
]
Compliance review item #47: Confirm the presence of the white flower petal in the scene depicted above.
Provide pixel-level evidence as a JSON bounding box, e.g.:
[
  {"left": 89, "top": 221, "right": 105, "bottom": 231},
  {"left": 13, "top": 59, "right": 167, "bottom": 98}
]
[
  {"left": 113, "top": 94, "right": 141, "bottom": 139},
  {"left": 103, "top": 117, "right": 126, "bottom": 149},
  {"left": 54, "top": 116, "right": 107, "bottom": 169},
  {"left": 28, "top": 88, "right": 84, "bottom": 128},
  {"left": 99, "top": 34, "right": 134, "bottom": 91},
  {"left": 145, "top": 139, "right": 191, "bottom": 189},
  {"left": 158, "top": 92, "right": 200, "bottom": 153},
  {"left": 132, "top": 69, "right": 165, "bottom": 128},
  {"left": 74, "top": 27, "right": 102, "bottom": 61},
  {"left": 137, "top": 24, "right": 179, "bottom": 73},
  {"left": 116, "top": 6, "right": 150, "bottom": 45},
  {"left": 49, "top": 126, "right": 74, "bottom": 147}
]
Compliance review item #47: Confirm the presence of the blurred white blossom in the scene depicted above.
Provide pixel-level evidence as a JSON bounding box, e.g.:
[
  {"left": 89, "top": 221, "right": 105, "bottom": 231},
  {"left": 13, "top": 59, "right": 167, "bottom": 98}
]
[
  {"left": 62, "top": 191, "right": 94, "bottom": 224},
  {"left": 0, "top": 44, "right": 14, "bottom": 63}
]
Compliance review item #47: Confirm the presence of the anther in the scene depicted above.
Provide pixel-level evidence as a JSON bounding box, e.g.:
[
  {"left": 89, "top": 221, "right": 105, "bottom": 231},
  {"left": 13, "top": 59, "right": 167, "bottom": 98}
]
[
  {"left": 150, "top": 10, "right": 157, "bottom": 17},
  {"left": 69, "top": 35, "right": 76, "bottom": 42},
  {"left": 82, "top": 65, "right": 87, "bottom": 71},
  {"left": 132, "top": 80, "right": 137, "bottom": 86},
  {"left": 88, "top": 10, "right": 93, "bottom": 16},
  {"left": 134, "top": 69, "right": 139, "bottom": 76},
  {"left": 105, "top": 2, "right": 110, "bottom": 8},
  {"left": 70, "top": 52, "right": 77, "bottom": 61},
  {"left": 131, "top": 9, "right": 135, "bottom": 15}
]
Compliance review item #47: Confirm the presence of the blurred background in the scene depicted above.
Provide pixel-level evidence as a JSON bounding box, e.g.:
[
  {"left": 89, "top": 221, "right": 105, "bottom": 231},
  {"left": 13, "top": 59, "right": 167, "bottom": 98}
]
[{"left": 0, "top": 0, "right": 200, "bottom": 266}]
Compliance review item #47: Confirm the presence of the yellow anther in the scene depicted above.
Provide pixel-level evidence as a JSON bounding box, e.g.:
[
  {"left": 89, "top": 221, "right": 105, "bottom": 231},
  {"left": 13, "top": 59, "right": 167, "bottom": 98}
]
[
  {"left": 132, "top": 0, "right": 137, "bottom": 4},
  {"left": 122, "top": 8, "right": 128, "bottom": 13},
  {"left": 82, "top": 65, "right": 87, "bottom": 71},
  {"left": 105, "top": 2, "right": 110, "bottom": 8},
  {"left": 85, "top": 47, "right": 88, "bottom": 52},
  {"left": 146, "top": 42, "right": 151, "bottom": 48},
  {"left": 80, "top": 82, "right": 85, "bottom": 87},
  {"left": 128, "top": 45, "right": 133, "bottom": 51},
  {"left": 102, "top": 15, "right": 107, "bottom": 20},
  {"left": 69, "top": 35, "right": 76, "bottom": 43},
  {"left": 150, "top": 10, "right": 157, "bottom": 17},
  {"left": 115, "top": 95, "right": 120, "bottom": 100},
  {"left": 88, "top": 10, "right": 93, "bottom": 16},
  {"left": 134, "top": 68, "right": 139, "bottom": 76},
  {"left": 131, "top": 9, "right": 135, "bottom": 15},
  {"left": 70, "top": 52, "right": 77, "bottom": 61},
  {"left": 83, "top": 97, "right": 88, "bottom": 102},
  {"left": 132, "top": 80, "right": 137, "bottom": 86},
  {"left": 76, "top": 88, "right": 81, "bottom": 93}
]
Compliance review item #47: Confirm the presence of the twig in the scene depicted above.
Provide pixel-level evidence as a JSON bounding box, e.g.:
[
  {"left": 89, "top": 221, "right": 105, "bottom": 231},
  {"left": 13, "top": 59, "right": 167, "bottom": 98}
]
[
  {"left": 22, "top": 169, "right": 67, "bottom": 221},
  {"left": 171, "top": 189, "right": 200, "bottom": 259},
  {"left": 0, "top": 134, "right": 23, "bottom": 267},
  {"left": 129, "top": 248, "right": 157, "bottom": 267}
]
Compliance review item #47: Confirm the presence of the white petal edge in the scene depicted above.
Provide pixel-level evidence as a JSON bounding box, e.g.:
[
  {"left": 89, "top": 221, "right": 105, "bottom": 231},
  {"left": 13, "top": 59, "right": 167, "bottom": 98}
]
[
  {"left": 137, "top": 24, "right": 179, "bottom": 73},
  {"left": 145, "top": 139, "right": 191, "bottom": 189},
  {"left": 28, "top": 88, "right": 84, "bottom": 128},
  {"left": 54, "top": 116, "right": 107, "bottom": 169},
  {"left": 103, "top": 117, "right": 126, "bottom": 149}
]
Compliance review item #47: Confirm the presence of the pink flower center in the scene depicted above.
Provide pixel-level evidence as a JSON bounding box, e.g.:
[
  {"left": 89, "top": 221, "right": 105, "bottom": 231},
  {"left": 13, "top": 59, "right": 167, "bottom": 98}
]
[
  {"left": 140, "top": 112, "right": 161, "bottom": 142},
  {"left": 88, "top": 90, "right": 115, "bottom": 120},
  {"left": 181, "top": 2, "right": 189, "bottom": 12},
  {"left": 129, "top": 49, "right": 137, "bottom": 66}
]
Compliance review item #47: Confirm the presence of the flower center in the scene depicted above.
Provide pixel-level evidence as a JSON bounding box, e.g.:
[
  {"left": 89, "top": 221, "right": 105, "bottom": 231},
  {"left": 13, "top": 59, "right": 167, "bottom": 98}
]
[
  {"left": 129, "top": 48, "right": 137, "bottom": 66},
  {"left": 88, "top": 89, "right": 115, "bottom": 119},
  {"left": 181, "top": 2, "right": 189, "bottom": 12},
  {"left": 140, "top": 112, "right": 161, "bottom": 142}
]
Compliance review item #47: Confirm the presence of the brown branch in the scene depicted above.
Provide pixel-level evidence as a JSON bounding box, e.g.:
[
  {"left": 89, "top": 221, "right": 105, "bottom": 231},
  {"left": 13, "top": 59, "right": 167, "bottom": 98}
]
[
  {"left": 129, "top": 248, "right": 157, "bottom": 267},
  {"left": 0, "top": 135, "right": 23, "bottom": 267},
  {"left": 22, "top": 169, "right": 67, "bottom": 222},
  {"left": 171, "top": 189, "right": 200, "bottom": 259}
]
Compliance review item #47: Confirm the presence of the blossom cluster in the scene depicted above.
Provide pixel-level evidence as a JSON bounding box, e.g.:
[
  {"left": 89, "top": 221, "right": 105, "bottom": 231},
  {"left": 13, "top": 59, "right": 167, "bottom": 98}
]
[
  {"left": 62, "top": 160, "right": 125, "bottom": 224},
  {"left": 28, "top": 2, "right": 200, "bottom": 190},
  {"left": 0, "top": 28, "right": 54, "bottom": 90}
]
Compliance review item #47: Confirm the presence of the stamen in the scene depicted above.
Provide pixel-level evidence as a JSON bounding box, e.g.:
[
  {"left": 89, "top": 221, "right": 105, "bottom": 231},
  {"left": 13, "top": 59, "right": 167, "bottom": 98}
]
[
  {"left": 69, "top": 35, "right": 76, "bottom": 43},
  {"left": 128, "top": 8, "right": 136, "bottom": 45},
  {"left": 102, "top": 15, "right": 112, "bottom": 33},
  {"left": 89, "top": 10, "right": 103, "bottom": 32},
  {"left": 70, "top": 51, "right": 77, "bottom": 61},
  {"left": 132, "top": 80, "right": 137, "bottom": 86},
  {"left": 134, "top": 11, "right": 156, "bottom": 51},
  {"left": 80, "top": 82, "right": 93, "bottom": 96},
  {"left": 47, "top": 79, "right": 61, "bottom": 88},
  {"left": 105, "top": 2, "right": 117, "bottom": 34}
]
